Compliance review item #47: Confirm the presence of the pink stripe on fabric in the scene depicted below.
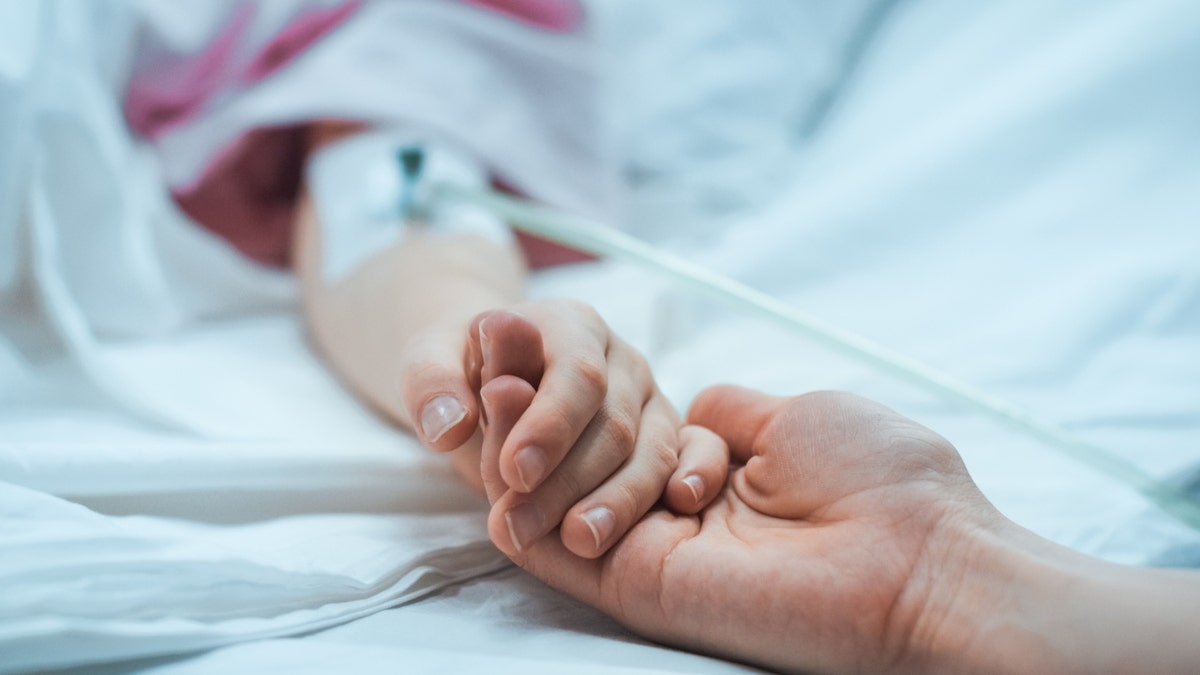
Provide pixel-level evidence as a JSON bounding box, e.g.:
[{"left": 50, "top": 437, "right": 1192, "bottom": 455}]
[
  {"left": 459, "top": 0, "right": 584, "bottom": 32},
  {"left": 125, "top": 1, "right": 362, "bottom": 140},
  {"left": 243, "top": 0, "right": 362, "bottom": 83},
  {"left": 124, "top": 4, "right": 254, "bottom": 139}
]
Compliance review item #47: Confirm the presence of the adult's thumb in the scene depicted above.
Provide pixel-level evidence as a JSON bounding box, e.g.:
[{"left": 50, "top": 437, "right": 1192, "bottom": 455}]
[{"left": 685, "top": 384, "right": 784, "bottom": 463}]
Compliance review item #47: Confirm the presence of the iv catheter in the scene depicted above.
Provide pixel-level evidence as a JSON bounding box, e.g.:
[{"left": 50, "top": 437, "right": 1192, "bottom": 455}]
[{"left": 397, "top": 148, "right": 1200, "bottom": 533}]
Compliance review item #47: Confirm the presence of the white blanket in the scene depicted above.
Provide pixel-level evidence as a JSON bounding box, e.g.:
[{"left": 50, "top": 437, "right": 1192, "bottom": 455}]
[{"left": 3, "top": 0, "right": 1199, "bottom": 673}]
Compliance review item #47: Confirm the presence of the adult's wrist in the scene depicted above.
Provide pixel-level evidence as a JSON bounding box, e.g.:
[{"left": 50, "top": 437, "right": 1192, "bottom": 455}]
[
  {"left": 896, "top": 502, "right": 1200, "bottom": 675},
  {"left": 894, "top": 502, "right": 1075, "bottom": 674}
]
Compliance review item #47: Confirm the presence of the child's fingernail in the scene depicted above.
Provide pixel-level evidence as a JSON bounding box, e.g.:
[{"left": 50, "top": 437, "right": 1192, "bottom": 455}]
[
  {"left": 505, "top": 502, "right": 545, "bottom": 553},
  {"left": 514, "top": 446, "right": 547, "bottom": 491},
  {"left": 682, "top": 474, "right": 706, "bottom": 505},
  {"left": 421, "top": 395, "right": 466, "bottom": 443},
  {"left": 580, "top": 506, "right": 616, "bottom": 551}
]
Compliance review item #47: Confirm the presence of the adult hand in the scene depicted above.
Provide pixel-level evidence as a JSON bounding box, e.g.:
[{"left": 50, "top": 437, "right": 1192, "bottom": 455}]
[{"left": 480, "top": 382, "right": 999, "bottom": 674}]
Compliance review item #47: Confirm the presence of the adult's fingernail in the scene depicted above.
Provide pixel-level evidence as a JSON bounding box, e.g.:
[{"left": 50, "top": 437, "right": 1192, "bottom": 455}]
[
  {"left": 505, "top": 502, "right": 545, "bottom": 553},
  {"left": 478, "top": 391, "right": 491, "bottom": 429},
  {"left": 478, "top": 317, "right": 491, "bottom": 365},
  {"left": 580, "top": 506, "right": 616, "bottom": 551},
  {"left": 682, "top": 474, "right": 706, "bottom": 505},
  {"left": 421, "top": 395, "right": 466, "bottom": 443},
  {"left": 514, "top": 446, "right": 547, "bottom": 491}
]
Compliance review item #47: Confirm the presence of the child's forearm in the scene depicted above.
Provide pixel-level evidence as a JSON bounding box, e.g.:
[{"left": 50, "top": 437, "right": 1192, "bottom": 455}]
[
  {"left": 292, "top": 117, "right": 524, "bottom": 444},
  {"left": 295, "top": 122, "right": 525, "bottom": 442},
  {"left": 292, "top": 190, "right": 525, "bottom": 435}
]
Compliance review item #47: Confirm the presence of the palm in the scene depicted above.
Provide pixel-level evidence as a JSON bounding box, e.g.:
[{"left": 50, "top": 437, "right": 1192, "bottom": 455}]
[{"left": 500, "top": 388, "right": 980, "bottom": 674}]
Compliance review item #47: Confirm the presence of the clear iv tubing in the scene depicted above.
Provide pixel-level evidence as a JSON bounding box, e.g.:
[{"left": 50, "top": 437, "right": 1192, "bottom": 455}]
[{"left": 432, "top": 181, "right": 1200, "bottom": 533}]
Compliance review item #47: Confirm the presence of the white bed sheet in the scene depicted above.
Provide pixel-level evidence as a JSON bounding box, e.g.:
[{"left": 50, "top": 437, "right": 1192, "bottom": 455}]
[{"left": 4, "top": 0, "right": 1200, "bottom": 673}]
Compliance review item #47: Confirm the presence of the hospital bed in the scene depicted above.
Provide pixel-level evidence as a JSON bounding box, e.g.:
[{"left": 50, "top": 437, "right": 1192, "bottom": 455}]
[{"left": 3, "top": 1, "right": 1199, "bottom": 672}]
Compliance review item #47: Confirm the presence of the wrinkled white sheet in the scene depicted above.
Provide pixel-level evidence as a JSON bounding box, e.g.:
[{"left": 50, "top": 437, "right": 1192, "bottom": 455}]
[
  {"left": 0, "top": 314, "right": 510, "bottom": 673},
  {"left": 3, "top": 0, "right": 1200, "bottom": 673}
]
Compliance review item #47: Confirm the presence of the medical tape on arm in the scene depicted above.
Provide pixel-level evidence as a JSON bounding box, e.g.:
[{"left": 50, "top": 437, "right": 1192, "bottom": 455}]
[{"left": 305, "top": 129, "right": 513, "bottom": 284}]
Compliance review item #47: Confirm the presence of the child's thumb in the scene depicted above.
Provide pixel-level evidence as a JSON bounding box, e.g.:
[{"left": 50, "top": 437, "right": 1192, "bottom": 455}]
[{"left": 401, "top": 336, "right": 479, "bottom": 452}]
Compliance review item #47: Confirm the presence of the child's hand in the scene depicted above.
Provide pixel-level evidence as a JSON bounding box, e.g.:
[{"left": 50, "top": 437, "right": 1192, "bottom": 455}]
[{"left": 468, "top": 303, "right": 729, "bottom": 559}]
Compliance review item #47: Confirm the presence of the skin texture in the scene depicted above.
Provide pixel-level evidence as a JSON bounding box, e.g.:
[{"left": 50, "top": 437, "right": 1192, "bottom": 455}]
[
  {"left": 480, "top": 382, "right": 974, "bottom": 673},
  {"left": 294, "top": 122, "right": 727, "bottom": 558},
  {"left": 479, "top": 383, "right": 1200, "bottom": 674},
  {"left": 473, "top": 310, "right": 728, "bottom": 558}
]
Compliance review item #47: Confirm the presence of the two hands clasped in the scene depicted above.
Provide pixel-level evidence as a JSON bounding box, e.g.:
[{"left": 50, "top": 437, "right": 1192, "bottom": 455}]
[
  {"left": 400, "top": 303, "right": 1200, "bottom": 675},
  {"left": 405, "top": 302, "right": 958, "bottom": 672},
  {"left": 291, "top": 127, "right": 1199, "bottom": 674},
  {"left": 405, "top": 301, "right": 727, "bottom": 559}
]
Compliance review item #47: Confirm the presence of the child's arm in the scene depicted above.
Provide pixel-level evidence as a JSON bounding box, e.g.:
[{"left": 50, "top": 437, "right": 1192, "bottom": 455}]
[
  {"left": 294, "top": 124, "right": 727, "bottom": 536},
  {"left": 294, "top": 122, "right": 522, "bottom": 490},
  {"left": 294, "top": 199, "right": 519, "bottom": 490}
]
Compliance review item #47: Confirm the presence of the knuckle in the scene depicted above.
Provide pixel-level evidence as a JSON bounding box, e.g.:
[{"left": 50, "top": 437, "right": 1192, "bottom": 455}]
[
  {"left": 630, "top": 349, "right": 650, "bottom": 378},
  {"left": 573, "top": 356, "right": 608, "bottom": 398},
  {"left": 651, "top": 435, "right": 680, "bottom": 477},
  {"left": 539, "top": 297, "right": 588, "bottom": 321},
  {"left": 629, "top": 352, "right": 654, "bottom": 397},
  {"left": 600, "top": 405, "right": 638, "bottom": 455},
  {"left": 564, "top": 298, "right": 600, "bottom": 321},
  {"left": 561, "top": 300, "right": 609, "bottom": 340}
]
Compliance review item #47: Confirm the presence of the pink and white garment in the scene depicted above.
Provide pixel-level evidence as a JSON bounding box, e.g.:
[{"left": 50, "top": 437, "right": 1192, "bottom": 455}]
[
  {"left": 0, "top": 0, "right": 612, "bottom": 429},
  {"left": 124, "top": 0, "right": 613, "bottom": 268}
]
